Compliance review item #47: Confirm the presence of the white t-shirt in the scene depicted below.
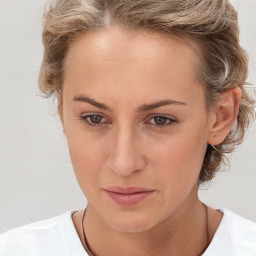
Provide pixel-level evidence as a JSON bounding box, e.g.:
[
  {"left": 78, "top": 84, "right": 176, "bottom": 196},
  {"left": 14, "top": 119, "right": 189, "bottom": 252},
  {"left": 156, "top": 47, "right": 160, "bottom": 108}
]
[{"left": 0, "top": 209, "right": 256, "bottom": 256}]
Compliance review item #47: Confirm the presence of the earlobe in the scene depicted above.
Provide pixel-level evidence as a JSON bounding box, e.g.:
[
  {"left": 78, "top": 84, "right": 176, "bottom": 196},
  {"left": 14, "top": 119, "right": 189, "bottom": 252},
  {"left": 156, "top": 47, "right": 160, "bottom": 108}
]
[{"left": 207, "top": 87, "right": 241, "bottom": 145}]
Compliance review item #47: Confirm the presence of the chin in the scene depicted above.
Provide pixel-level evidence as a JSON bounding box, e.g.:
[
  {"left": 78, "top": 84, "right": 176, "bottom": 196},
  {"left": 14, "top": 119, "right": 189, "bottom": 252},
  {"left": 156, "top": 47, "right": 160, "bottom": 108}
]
[{"left": 104, "top": 211, "right": 159, "bottom": 233}]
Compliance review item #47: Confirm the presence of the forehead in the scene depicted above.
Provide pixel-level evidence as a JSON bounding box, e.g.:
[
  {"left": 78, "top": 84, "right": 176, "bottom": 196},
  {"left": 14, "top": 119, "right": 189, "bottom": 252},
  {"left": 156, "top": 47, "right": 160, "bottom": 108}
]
[
  {"left": 63, "top": 25, "right": 203, "bottom": 103},
  {"left": 65, "top": 25, "right": 200, "bottom": 69}
]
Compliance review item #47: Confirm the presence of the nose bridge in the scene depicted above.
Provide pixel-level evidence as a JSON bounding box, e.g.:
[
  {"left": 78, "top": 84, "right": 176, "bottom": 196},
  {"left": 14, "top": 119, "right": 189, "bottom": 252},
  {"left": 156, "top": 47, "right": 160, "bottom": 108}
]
[{"left": 109, "top": 123, "right": 145, "bottom": 176}]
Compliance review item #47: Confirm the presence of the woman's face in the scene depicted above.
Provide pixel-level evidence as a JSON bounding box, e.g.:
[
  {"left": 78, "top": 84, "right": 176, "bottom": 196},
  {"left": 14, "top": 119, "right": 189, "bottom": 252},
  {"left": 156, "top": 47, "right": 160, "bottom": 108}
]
[{"left": 61, "top": 25, "right": 214, "bottom": 232}]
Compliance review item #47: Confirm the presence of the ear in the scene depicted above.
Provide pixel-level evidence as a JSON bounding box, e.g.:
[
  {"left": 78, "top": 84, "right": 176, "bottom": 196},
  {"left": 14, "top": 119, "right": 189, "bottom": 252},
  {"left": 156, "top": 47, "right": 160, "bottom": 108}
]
[{"left": 207, "top": 87, "right": 241, "bottom": 145}]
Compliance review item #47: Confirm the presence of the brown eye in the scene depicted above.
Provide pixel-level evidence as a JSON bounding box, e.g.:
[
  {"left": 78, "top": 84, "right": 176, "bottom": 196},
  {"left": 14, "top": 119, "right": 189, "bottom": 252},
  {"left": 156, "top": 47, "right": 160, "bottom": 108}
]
[
  {"left": 89, "top": 115, "right": 102, "bottom": 123},
  {"left": 148, "top": 115, "right": 177, "bottom": 128},
  {"left": 153, "top": 116, "right": 168, "bottom": 125},
  {"left": 80, "top": 114, "right": 108, "bottom": 127}
]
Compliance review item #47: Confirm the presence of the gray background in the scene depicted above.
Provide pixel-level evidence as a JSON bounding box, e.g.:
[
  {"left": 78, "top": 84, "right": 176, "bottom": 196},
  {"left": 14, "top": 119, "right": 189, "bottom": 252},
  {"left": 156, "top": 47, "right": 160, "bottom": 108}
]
[{"left": 0, "top": 0, "right": 255, "bottom": 234}]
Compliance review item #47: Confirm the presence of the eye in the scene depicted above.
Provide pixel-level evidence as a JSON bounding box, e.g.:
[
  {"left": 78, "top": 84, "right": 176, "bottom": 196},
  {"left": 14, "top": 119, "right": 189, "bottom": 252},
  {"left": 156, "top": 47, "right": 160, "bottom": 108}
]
[
  {"left": 80, "top": 114, "right": 108, "bottom": 127},
  {"left": 148, "top": 115, "right": 177, "bottom": 128}
]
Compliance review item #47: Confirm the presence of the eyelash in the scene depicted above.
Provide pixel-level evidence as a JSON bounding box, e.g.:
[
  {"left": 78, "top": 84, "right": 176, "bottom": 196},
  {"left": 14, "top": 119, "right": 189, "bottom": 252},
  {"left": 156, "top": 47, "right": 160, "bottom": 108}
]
[
  {"left": 79, "top": 114, "right": 109, "bottom": 127},
  {"left": 79, "top": 114, "right": 177, "bottom": 129}
]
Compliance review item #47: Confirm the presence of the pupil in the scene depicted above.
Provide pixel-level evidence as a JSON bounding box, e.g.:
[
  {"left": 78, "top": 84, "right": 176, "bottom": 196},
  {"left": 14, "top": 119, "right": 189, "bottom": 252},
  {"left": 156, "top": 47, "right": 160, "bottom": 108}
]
[
  {"left": 91, "top": 115, "right": 102, "bottom": 123},
  {"left": 154, "top": 116, "right": 167, "bottom": 125}
]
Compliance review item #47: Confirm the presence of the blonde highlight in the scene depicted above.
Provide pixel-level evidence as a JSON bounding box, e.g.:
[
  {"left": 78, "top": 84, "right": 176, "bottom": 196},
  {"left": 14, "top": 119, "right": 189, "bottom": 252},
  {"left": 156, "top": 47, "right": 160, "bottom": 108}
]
[{"left": 39, "top": 0, "right": 255, "bottom": 184}]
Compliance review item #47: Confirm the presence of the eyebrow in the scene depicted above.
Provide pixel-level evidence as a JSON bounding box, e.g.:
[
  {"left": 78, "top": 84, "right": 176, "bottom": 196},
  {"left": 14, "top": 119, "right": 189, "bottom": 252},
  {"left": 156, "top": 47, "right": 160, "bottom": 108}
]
[
  {"left": 73, "top": 94, "right": 187, "bottom": 112},
  {"left": 73, "top": 94, "right": 112, "bottom": 111},
  {"left": 138, "top": 99, "right": 187, "bottom": 112}
]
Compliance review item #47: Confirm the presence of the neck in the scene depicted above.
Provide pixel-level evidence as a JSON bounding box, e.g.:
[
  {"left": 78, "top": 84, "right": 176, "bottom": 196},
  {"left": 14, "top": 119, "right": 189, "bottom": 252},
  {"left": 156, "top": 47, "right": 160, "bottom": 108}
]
[{"left": 83, "top": 190, "right": 209, "bottom": 256}]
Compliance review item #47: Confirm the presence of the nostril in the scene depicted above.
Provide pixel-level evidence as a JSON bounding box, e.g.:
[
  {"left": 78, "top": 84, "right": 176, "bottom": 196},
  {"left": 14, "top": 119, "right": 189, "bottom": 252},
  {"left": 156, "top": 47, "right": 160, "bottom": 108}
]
[
  {"left": 109, "top": 161, "right": 137, "bottom": 177},
  {"left": 108, "top": 155, "right": 146, "bottom": 177}
]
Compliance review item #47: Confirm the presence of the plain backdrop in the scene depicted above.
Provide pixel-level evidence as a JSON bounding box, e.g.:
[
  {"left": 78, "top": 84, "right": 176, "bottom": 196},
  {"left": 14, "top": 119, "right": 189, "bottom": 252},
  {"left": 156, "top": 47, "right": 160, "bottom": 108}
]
[{"left": 0, "top": 0, "right": 255, "bottom": 234}]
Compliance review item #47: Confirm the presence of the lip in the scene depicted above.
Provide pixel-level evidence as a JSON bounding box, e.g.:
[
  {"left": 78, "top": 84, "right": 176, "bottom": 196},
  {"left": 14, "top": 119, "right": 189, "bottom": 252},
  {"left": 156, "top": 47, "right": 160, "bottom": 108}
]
[{"left": 103, "top": 186, "right": 154, "bottom": 206}]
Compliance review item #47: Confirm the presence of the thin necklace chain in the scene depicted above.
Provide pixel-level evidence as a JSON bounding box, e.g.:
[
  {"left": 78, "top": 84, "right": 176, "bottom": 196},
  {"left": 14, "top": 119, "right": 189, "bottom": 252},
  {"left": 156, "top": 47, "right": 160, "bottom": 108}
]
[
  {"left": 82, "top": 208, "right": 94, "bottom": 255},
  {"left": 204, "top": 203, "right": 210, "bottom": 243},
  {"left": 81, "top": 204, "right": 211, "bottom": 256}
]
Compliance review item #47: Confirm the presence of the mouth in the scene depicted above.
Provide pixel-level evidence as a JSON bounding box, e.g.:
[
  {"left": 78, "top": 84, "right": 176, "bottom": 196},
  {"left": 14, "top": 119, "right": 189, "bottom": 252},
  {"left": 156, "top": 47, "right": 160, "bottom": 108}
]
[{"left": 103, "top": 186, "right": 154, "bottom": 206}]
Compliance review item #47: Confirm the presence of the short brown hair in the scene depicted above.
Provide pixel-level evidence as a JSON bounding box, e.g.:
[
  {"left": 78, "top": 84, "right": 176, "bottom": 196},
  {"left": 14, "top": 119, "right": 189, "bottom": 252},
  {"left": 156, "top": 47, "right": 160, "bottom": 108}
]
[{"left": 39, "top": 0, "right": 255, "bottom": 184}]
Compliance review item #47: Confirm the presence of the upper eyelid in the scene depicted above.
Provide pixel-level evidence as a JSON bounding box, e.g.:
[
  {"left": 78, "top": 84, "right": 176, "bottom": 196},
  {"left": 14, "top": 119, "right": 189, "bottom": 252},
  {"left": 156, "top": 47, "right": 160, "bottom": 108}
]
[
  {"left": 80, "top": 112, "right": 109, "bottom": 120},
  {"left": 80, "top": 113, "right": 177, "bottom": 126},
  {"left": 80, "top": 113, "right": 176, "bottom": 120},
  {"left": 146, "top": 116, "right": 177, "bottom": 125},
  {"left": 145, "top": 113, "right": 177, "bottom": 122},
  {"left": 80, "top": 111, "right": 106, "bottom": 116}
]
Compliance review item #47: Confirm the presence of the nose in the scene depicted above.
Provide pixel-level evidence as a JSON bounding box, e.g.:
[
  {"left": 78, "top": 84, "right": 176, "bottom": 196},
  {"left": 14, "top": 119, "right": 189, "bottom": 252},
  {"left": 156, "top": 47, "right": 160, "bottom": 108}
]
[{"left": 107, "top": 126, "right": 146, "bottom": 177}]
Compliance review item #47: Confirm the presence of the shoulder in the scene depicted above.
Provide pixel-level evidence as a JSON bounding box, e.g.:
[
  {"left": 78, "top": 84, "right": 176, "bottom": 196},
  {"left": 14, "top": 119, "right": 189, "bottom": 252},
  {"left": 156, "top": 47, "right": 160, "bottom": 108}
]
[
  {"left": 204, "top": 209, "right": 256, "bottom": 256},
  {"left": 222, "top": 209, "right": 256, "bottom": 238},
  {"left": 0, "top": 211, "right": 74, "bottom": 256}
]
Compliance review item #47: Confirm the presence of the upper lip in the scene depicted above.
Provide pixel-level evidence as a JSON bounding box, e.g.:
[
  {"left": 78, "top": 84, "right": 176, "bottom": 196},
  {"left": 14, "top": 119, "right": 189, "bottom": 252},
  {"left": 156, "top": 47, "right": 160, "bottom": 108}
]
[{"left": 103, "top": 186, "right": 154, "bottom": 194}]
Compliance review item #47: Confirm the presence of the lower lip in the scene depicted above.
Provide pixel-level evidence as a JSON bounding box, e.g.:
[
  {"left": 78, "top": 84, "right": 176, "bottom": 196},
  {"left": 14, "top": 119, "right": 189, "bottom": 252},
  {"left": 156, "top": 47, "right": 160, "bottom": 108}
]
[{"left": 104, "top": 190, "right": 153, "bottom": 206}]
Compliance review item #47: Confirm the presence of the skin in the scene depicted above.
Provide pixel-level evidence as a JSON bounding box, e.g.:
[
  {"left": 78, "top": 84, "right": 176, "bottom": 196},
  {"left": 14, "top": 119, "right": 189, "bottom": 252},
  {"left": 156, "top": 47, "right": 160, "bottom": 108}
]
[{"left": 59, "top": 25, "right": 241, "bottom": 255}]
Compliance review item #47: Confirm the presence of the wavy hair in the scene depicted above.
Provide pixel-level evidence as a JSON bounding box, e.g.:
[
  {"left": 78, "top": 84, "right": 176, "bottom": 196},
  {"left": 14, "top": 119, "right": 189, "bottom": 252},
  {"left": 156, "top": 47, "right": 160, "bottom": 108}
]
[{"left": 39, "top": 0, "right": 255, "bottom": 184}]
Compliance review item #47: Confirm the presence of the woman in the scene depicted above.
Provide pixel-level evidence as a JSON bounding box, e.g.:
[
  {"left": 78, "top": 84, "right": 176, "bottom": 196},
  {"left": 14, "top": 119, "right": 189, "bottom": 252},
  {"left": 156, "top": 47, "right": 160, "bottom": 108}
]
[{"left": 0, "top": 0, "right": 255, "bottom": 255}]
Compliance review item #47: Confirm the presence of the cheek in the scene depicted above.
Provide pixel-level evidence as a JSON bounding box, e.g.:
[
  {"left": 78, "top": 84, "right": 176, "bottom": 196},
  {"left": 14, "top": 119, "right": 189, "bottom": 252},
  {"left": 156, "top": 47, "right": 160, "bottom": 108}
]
[
  {"left": 147, "top": 124, "right": 208, "bottom": 190},
  {"left": 66, "top": 132, "right": 108, "bottom": 192}
]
